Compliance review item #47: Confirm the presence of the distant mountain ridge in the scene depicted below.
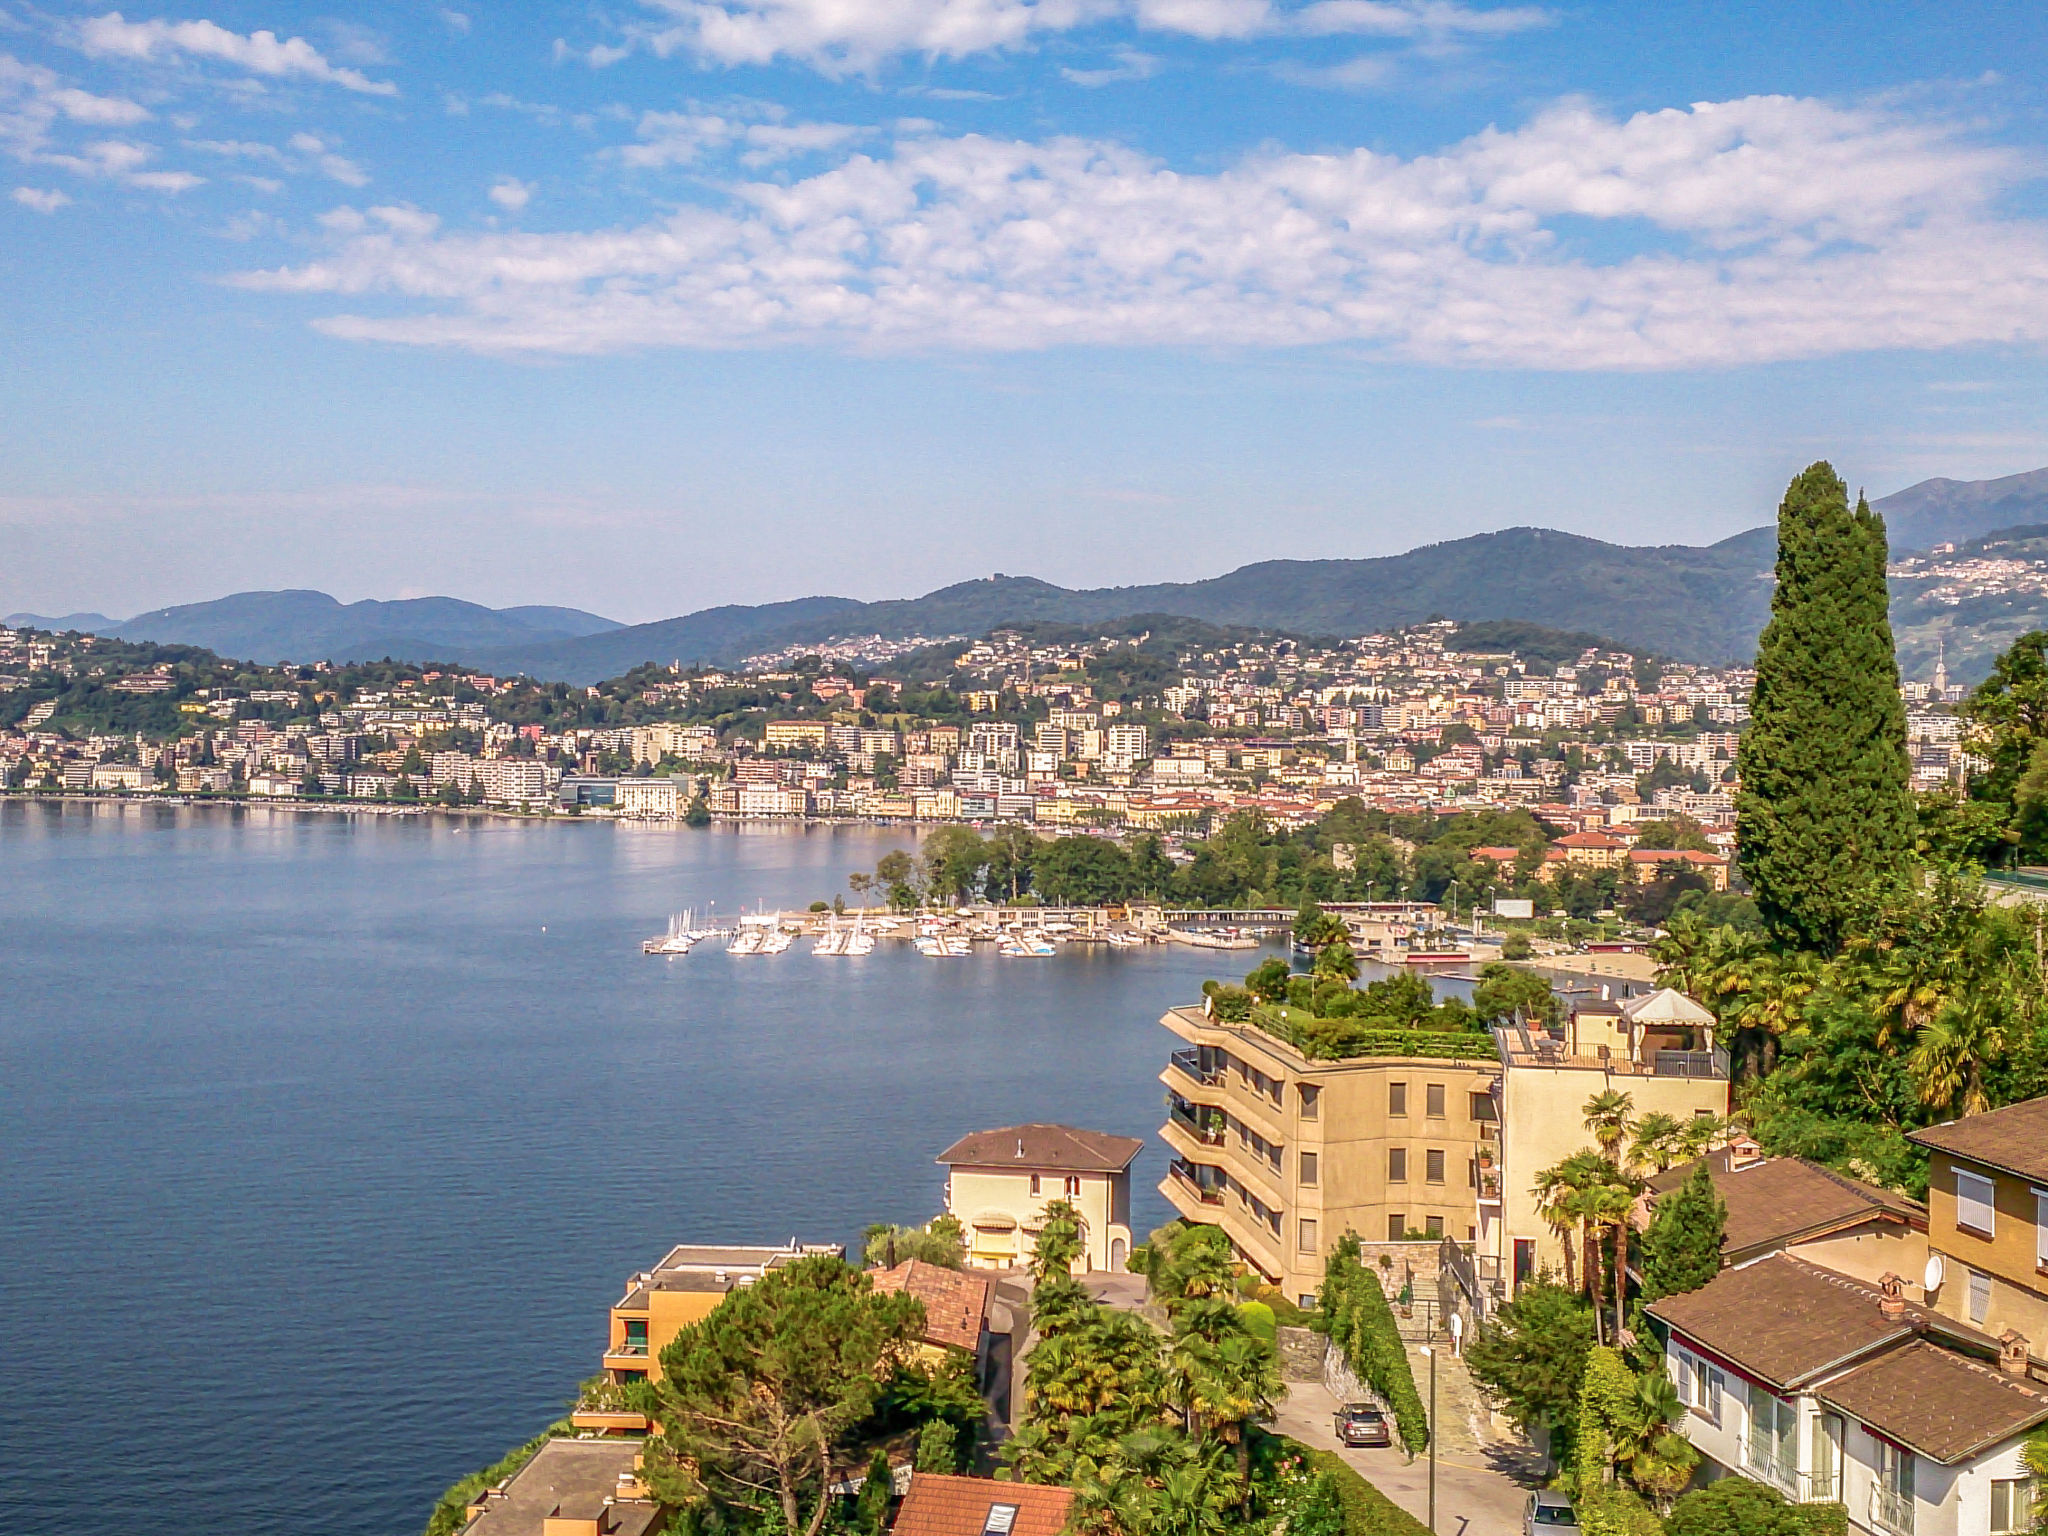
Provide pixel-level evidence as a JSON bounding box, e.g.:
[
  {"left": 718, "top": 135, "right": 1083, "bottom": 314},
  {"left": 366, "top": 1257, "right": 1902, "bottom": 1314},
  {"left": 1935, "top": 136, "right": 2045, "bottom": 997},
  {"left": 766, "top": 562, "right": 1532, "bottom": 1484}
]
[
  {"left": 14, "top": 466, "right": 2043, "bottom": 684},
  {"left": 9, "top": 590, "right": 624, "bottom": 667}
]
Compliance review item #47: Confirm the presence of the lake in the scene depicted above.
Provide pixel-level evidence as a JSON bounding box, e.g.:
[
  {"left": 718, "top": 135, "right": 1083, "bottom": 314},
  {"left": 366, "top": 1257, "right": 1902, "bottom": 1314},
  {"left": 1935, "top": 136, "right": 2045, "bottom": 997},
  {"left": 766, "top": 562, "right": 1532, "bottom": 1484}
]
[{"left": 0, "top": 801, "right": 1264, "bottom": 1536}]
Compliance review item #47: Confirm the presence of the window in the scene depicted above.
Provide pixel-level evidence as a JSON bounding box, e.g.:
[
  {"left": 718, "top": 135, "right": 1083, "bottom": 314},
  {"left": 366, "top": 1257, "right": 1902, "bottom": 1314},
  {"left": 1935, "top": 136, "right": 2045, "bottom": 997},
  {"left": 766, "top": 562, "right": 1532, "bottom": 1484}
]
[
  {"left": 2036, "top": 1189, "right": 2048, "bottom": 1271},
  {"left": 1874, "top": 1441, "right": 1914, "bottom": 1536},
  {"left": 1513, "top": 1238, "right": 1536, "bottom": 1287},
  {"left": 1992, "top": 1477, "right": 2033, "bottom": 1534},
  {"left": 984, "top": 1503, "right": 1019, "bottom": 1536},
  {"left": 624, "top": 1319, "right": 649, "bottom": 1353},
  {"left": 1672, "top": 1349, "right": 1725, "bottom": 1422},
  {"left": 1300, "top": 1152, "right": 1319, "bottom": 1186},
  {"left": 1970, "top": 1268, "right": 1993, "bottom": 1325},
  {"left": 1810, "top": 1412, "right": 1844, "bottom": 1501},
  {"left": 1387, "top": 1214, "right": 1406, "bottom": 1242},
  {"left": 1426, "top": 1083, "right": 1446, "bottom": 1119},
  {"left": 1299, "top": 1084, "right": 1320, "bottom": 1121},
  {"left": 1469, "top": 1091, "right": 1497, "bottom": 1122},
  {"left": 1745, "top": 1384, "right": 1797, "bottom": 1492},
  {"left": 1958, "top": 1168, "right": 1997, "bottom": 1236},
  {"left": 1425, "top": 1214, "right": 1444, "bottom": 1238},
  {"left": 1426, "top": 1148, "right": 1447, "bottom": 1184},
  {"left": 1388, "top": 1147, "right": 1408, "bottom": 1182},
  {"left": 1299, "top": 1218, "right": 1319, "bottom": 1253},
  {"left": 1030, "top": 1173, "right": 1042, "bottom": 1196},
  {"left": 1389, "top": 1082, "right": 1408, "bottom": 1116},
  {"left": 1299, "top": 1294, "right": 1317, "bottom": 1310},
  {"left": 1064, "top": 1175, "right": 1082, "bottom": 1198}
]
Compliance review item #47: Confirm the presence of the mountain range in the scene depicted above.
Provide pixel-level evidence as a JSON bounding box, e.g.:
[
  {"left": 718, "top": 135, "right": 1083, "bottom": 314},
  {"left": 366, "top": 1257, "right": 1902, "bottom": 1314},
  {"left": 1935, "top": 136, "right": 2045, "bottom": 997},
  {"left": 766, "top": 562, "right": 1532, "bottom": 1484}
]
[{"left": 11, "top": 467, "right": 2046, "bottom": 685}]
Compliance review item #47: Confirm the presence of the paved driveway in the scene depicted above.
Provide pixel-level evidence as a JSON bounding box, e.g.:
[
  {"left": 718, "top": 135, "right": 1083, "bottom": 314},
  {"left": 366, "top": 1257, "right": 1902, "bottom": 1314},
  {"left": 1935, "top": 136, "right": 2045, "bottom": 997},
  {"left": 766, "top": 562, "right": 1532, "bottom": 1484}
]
[{"left": 1274, "top": 1381, "right": 1543, "bottom": 1536}]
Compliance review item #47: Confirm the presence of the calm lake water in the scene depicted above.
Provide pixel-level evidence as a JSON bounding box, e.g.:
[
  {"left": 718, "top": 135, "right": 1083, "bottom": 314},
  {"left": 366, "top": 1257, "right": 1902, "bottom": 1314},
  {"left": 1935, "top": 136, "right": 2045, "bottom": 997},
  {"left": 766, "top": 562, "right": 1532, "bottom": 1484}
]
[{"left": 0, "top": 802, "right": 1257, "bottom": 1536}]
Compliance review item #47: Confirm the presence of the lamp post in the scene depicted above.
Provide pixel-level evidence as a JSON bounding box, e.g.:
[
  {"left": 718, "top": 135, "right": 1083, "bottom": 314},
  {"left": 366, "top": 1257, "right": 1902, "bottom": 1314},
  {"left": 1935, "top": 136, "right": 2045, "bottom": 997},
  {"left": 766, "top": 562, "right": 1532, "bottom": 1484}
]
[{"left": 1419, "top": 1342, "right": 1438, "bottom": 1532}]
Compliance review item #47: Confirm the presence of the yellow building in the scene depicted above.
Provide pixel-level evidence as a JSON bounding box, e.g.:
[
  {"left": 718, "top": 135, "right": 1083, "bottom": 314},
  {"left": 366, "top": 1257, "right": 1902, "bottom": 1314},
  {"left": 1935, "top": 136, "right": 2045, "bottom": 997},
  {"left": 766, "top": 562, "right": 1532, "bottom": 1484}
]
[
  {"left": 1911, "top": 1095, "right": 2048, "bottom": 1366},
  {"left": 588, "top": 1240, "right": 845, "bottom": 1413},
  {"left": 1158, "top": 1003, "right": 1501, "bottom": 1305},
  {"left": 1481, "top": 987, "right": 1729, "bottom": 1298},
  {"left": 937, "top": 1124, "right": 1143, "bottom": 1273}
]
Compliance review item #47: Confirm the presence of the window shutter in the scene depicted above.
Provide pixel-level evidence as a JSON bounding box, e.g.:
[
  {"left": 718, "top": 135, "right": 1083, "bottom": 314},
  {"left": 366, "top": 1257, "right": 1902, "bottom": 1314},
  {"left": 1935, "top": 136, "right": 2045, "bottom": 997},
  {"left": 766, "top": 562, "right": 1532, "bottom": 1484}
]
[{"left": 1957, "top": 1170, "right": 1996, "bottom": 1235}]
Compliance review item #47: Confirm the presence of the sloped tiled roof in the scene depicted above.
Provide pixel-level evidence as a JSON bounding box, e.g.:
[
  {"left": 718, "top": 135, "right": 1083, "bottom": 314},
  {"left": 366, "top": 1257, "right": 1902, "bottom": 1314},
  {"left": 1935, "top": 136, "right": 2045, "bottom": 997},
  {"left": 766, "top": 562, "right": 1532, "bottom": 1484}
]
[
  {"left": 892, "top": 1474, "right": 1073, "bottom": 1536},
  {"left": 1819, "top": 1340, "right": 2048, "bottom": 1464},
  {"left": 869, "top": 1260, "right": 991, "bottom": 1352},
  {"left": 1648, "top": 1253, "right": 1923, "bottom": 1389},
  {"left": 936, "top": 1125, "right": 1143, "bottom": 1173},
  {"left": 1909, "top": 1097, "right": 2048, "bottom": 1185},
  {"left": 1646, "top": 1154, "right": 1925, "bottom": 1261}
]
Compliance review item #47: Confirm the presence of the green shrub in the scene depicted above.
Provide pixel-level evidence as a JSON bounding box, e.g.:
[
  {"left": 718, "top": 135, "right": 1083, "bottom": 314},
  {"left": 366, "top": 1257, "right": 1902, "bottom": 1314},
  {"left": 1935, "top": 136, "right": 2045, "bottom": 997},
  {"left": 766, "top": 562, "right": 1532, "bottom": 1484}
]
[
  {"left": 1238, "top": 1301, "right": 1277, "bottom": 1347},
  {"left": 1295, "top": 1446, "right": 1430, "bottom": 1536},
  {"left": 1316, "top": 1235, "right": 1428, "bottom": 1455}
]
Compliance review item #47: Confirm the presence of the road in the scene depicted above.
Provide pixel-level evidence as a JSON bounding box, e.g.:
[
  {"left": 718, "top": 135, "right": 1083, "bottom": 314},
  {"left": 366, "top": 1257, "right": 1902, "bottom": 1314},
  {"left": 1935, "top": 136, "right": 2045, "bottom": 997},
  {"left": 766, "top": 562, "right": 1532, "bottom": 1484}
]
[{"left": 1274, "top": 1380, "right": 1543, "bottom": 1536}]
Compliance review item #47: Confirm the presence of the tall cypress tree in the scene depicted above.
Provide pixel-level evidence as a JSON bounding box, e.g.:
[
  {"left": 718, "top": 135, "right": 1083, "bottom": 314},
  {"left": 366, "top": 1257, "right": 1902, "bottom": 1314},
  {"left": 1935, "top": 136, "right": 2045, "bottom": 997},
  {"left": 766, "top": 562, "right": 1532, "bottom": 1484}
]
[
  {"left": 1736, "top": 462, "right": 1913, "bottom": 950},
  {"left": 1639, "top": 1161, "right": 1727, "bottom": 1303}
]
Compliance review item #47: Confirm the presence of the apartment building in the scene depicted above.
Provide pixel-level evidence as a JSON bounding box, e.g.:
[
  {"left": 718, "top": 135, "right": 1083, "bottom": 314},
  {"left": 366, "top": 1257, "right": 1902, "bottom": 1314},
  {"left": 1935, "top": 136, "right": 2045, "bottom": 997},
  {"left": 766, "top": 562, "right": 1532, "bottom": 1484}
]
[
  {"left": 937, "top": 1124, "right": 1142, "bottom": 1273},
  {"left": 1652, "top": 1255, "right": 2048, "bottom": 1536},
  {"left": 587, "top": 1240, "right": 845, "bottom": 1408},
  {"left": 1481, "top": 988, "right": 1729, "bottom": 1297},
  {"left": 1158, "top": 1003, "right": 1500, "bottom": 1305},
  {"left": 1910, "top": 1097, "right": 2048, "bottom": 1353}
]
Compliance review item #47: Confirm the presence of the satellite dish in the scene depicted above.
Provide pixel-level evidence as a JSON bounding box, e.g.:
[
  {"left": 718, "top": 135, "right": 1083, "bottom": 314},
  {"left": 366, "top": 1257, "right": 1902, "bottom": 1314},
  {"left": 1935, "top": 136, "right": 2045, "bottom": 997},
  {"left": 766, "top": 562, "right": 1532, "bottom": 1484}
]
[{"left": 1924, "top": 1254, "right": 1946, "bottom": 1293}]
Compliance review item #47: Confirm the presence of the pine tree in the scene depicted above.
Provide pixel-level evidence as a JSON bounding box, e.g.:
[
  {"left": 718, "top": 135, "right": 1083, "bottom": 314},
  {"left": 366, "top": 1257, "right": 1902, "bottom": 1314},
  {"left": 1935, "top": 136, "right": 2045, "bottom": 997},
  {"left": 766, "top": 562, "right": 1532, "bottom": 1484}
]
[
  {"left": 1639, "top": 1162, "right": 1726, "bottom": 1302},
  {"left": 1737, "top": 461, "right": 1914, "bottom": 950}
]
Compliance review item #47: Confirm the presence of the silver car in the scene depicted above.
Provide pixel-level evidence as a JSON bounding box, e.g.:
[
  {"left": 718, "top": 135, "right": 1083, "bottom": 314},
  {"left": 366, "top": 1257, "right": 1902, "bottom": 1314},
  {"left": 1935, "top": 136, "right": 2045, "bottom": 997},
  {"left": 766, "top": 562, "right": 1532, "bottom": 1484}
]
[{"left": 1525, "top": 1491, "right": 1580, "bottom": 1534}]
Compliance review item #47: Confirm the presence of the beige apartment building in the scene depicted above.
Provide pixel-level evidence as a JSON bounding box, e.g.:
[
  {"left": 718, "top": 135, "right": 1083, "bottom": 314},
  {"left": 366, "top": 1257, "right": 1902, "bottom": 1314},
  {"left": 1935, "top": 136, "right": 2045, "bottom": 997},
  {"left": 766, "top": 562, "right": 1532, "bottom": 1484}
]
[
  {"left": 1158, "top": 1003, "right": 1501, "bottom": 1305},
  {"left": 938, "top": 1124, "right": 1143, "bottom": 1273},
  {"left": 1481, "top": 988, "right": 1730, "bottom": 1297}
]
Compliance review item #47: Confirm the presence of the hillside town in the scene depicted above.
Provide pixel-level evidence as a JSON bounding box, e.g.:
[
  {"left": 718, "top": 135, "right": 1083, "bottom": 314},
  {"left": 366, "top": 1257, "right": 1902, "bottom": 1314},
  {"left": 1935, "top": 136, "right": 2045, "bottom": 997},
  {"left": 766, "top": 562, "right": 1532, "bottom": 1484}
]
[{"left": 0, "top": 620, "right": 1974, "bottom": 904}]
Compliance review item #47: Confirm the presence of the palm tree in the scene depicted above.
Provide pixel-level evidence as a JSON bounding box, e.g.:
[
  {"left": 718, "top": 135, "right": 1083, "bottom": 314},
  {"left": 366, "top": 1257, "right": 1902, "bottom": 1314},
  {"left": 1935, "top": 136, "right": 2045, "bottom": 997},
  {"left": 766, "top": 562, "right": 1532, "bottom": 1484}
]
[
  {"left": 1910, "top": 986, "right": 2015, "bottom": 1116},
  {"left": 1031, "top": 1199, "right": 1086, "bottom": 1283},
  {"left": 1584, "top": 1090, "right": 1636, "bottom": 1165},
  {"left": 1587, "top": 1177, "right": 1641, "bottom": 1347},
  {"left": 1531, "top": 1160, "right": 1582, "bottom": 1292},
  {"left": 1312, "top": 940, "right": 1359, "bottom": 983},
  {"left": 1626, "top": 1111, "right": 1686, "bottom": 1174}
]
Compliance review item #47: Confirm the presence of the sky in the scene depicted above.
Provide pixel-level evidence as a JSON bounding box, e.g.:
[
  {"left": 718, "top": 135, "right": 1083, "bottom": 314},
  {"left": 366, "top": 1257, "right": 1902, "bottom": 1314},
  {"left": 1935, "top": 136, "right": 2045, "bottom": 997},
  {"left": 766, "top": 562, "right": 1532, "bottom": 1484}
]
[{"left": 3, "top": 0, "right": 2048, "bottom": 623}]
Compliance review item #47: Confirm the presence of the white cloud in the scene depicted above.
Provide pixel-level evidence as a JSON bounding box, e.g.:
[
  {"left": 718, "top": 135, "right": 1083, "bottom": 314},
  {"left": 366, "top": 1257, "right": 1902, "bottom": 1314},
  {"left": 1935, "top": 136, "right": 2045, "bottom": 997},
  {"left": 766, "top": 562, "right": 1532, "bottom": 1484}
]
[
  {"left": 488, "top": 175, "right": 531, "bottom": 210},
  {"left": 617, "top": 0, "right": 1545, "bottom": 72},
  {"left": 76, "top": 13, "right": 398, "bottom": 95},
  {"left": 441, "top": 9, "right": 472, "bottom": 34},
  {"left": 619, "top": 106, "right": 864, "bottom": 168},
  {"left": 1061, "top": 47, "right": 1160, "bottom": 85},
  {"left": 13, "top": 185, "right": 70, "bottom": 210},
  {"left": 235, "top": 94, "right": 2048, "bottom": 370},
  {"left": 186, "top": 132, "right": 367, "bottom": 186},
  {"left": 2, "top": 53, "right": 150, "bottom": 160}
]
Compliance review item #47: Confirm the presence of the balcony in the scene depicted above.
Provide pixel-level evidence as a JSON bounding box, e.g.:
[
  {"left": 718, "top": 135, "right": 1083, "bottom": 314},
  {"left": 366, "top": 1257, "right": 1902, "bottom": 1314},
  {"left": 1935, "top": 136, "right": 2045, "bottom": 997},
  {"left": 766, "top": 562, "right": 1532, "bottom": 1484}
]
[
  {"left": 1168, "top": 1048, "right": 1222, "bottom": 1088},
  {"left": 1869, "top": 1487, "right": 1913, "bottom": 1536},
  {"left": 1167, "top": 1159, "right": 1224, "bottom": 1206},
  {"left": 603, "top": 1340, "right": 651, "bottom": 1372},
  {"left": 1167, "top": 1102, "right": 1226, "bottom": 1147},
  {"left": 1652, "top": 1047, "right": 1731, "bottom": 1079},
  {"left": 1477, "top": 1167, "right": 1503, "bottom": 1204}
]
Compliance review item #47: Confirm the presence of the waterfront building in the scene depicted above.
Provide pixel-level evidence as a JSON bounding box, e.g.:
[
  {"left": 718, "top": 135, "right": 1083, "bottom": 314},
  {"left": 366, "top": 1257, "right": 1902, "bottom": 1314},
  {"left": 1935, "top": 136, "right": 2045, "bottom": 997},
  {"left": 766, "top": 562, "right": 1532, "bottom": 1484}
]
[
  {"left": 1651, "top": 1256, "right": 2048, "bottom": 1536},
  {"left": 456, "top": 1438, "right": 662, "bottom": 1536},
  {"left": 937, "top": 1124, "right": 1143, "bottom": 1273},
  {"left": 1909, "top": 1096, "right": 2048, "bottom": 1352},
  {"left": 616, "top": 778, "right": 681, "bottom": 818},
  {"left": 1481, "top": 988, "right": 1729, "bottom": 1298},
  {"left": 590, "top": 1240, "right": 845, "bottom": 1395},
  {"left": 1158, "top": 1002, "right": 1499, "bottom": 1305}
]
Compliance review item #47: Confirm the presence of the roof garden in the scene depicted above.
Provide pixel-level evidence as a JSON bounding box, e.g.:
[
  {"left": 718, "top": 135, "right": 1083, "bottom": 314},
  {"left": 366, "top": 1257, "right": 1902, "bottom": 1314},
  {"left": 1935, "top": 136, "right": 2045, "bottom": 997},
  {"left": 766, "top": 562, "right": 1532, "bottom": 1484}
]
[{"left": 1249, "top": 1002, "right": 1498, "bottom": 1062}]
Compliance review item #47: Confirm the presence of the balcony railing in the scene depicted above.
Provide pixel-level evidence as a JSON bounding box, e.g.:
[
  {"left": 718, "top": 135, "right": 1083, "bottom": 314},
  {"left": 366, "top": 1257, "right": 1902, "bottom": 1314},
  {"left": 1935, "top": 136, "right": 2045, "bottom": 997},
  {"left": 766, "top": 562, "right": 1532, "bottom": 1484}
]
[
  {"left": 1477, "top": 1168, "right": 1502, "bottom": 1201},
  {"left": 1870, "top": 1487, "right": 1913, "bottom": 1536},
  {"left": 1169, "top": 1048, "right": 1222, "bottom": 1087},
  {"left": 1168, "top": 1104, "right": 1226, "bottom": 1146},
  {"left": 1653, "top": 1047, "right": 1731, "bottom": 1079},
  {"left": 607, "top": 1340, "right": 650, "bottom": 1358},
  {"left": 1743, "top": 1444, "right": 1799, "bottom": 1499},
  {"left": 1168, "top": 1160, "right": 1225, "bottom": 1206}
]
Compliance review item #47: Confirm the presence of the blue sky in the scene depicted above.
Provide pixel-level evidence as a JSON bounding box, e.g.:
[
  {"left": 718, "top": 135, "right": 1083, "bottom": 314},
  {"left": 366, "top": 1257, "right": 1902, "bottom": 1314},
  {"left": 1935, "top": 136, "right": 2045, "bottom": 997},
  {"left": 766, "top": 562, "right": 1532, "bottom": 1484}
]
[{"left": 4, "top": 0, "right": 2047, "bottom": 622}]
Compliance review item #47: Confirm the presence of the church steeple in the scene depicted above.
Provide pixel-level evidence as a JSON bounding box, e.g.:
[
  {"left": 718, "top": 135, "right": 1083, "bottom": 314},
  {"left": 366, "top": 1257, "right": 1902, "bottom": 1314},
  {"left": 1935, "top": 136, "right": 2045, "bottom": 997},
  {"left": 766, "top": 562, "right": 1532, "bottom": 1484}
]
[{"left": 1934, "top": 639, "right": 1949, "bottom": 698}]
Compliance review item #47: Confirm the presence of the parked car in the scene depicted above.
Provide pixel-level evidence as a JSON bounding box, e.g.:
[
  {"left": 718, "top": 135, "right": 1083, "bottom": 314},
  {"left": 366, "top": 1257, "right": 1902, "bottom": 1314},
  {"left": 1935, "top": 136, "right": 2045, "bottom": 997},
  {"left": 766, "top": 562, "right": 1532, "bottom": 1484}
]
[
  {"left": 1334, "top": 1403, "right": 1392, "bottom": 1448},
  {"left": 1525, "top": 1491, "right": 1580, "bottom": 1534}
]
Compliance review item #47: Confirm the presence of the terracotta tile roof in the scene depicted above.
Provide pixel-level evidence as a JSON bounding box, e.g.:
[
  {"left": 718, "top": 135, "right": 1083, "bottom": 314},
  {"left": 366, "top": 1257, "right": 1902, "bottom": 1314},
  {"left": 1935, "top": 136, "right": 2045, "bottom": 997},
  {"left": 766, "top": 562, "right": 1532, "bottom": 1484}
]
[
  {"left": 869, "top": 1261, "right": 991, "bottom": 1352},
  {"left": 1647, "top": 1253, "right": 1925, "bottom": 1389},
  {"left": 1818, "top": 1340, "right": 2048, "bottom": 1464},
  {"left": 1646, "top": 1154, "right": 1925, "bottom": 1261},
  {"left": 936, "top": 1125, "right": 1144, "bottom": 1174},
  {"left": 892, "top": 1475, "right": 1073, "bottom": 1536},
  {"left": 1908, "top": 1097, "right": 2048, "bottom": 1185}
]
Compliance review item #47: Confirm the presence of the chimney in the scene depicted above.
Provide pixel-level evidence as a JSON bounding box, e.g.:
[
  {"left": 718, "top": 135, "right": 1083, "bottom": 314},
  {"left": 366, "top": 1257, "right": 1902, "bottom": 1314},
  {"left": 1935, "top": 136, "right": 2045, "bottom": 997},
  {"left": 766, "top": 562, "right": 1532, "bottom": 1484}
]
[
  {"left": 1726, "top": 1132, "right": 1765, "bottom": 1171},
  {"left": 1879, "top": 1272, "right": 1907, "bottom": 1321},
  {"left": 1016, "top": 1138, "right": 1024, "bottom": 1159},
  {"left": 2000, "top": 1331, "right": 2031, "bottom": 1378}
]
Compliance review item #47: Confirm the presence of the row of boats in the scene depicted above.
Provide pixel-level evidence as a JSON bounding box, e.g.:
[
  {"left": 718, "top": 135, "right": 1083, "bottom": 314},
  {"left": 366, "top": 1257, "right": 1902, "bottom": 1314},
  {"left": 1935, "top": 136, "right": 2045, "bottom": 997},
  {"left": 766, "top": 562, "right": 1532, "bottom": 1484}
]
[{"left": 640, "top": 910, "right": 1163, "bottom": 959}]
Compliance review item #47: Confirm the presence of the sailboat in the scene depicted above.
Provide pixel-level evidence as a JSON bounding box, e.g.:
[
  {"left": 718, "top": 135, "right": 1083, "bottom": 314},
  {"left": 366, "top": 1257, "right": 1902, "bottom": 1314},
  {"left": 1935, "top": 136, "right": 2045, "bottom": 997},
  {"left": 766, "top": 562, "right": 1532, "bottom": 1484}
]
[
  {"left": 812, "top": 921, "right": 847, "bottom": 956},
  {"left": 642, "top": 912, "right": 698, "bottom": 954},
  {"left": 842, "top": 911, "right": 876, "bottom": 956}
]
